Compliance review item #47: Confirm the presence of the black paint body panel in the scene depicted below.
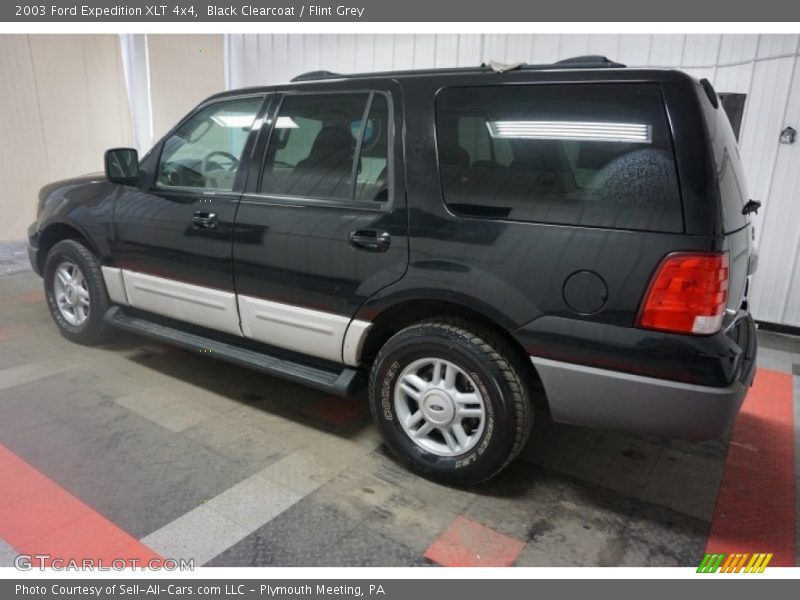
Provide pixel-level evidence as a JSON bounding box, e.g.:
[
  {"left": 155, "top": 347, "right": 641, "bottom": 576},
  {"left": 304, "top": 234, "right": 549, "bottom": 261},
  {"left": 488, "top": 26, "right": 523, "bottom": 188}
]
[
  {"left": 29, "top": 66, "right": 754, "bottom": 392},
  {"left": 233, "top": 81, "right": 410, "bottom": 314}
]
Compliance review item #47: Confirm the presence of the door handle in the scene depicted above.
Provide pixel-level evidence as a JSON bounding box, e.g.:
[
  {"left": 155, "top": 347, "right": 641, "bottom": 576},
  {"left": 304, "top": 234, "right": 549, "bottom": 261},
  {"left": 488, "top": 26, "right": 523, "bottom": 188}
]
[
  {"left": 349, "top": 229, "right": 391, "bottom": 252},
  {"left": 192, "top": 211, "right": 218, "bottom": 229}
]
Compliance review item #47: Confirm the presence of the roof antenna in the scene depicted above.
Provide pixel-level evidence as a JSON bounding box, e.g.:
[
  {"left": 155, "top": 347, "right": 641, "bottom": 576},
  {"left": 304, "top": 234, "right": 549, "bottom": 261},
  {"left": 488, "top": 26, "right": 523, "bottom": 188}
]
[{"left": 481, "top": 60, "right": 526, "bottom": 73}]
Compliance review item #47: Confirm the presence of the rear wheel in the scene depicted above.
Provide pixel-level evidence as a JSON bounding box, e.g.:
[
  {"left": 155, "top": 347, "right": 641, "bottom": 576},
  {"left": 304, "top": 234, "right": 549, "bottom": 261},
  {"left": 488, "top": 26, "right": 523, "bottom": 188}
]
[
  {"left": 43, "top": 239, "right": 112, "bottom": 345},
  {"left": 368, "top": 318, "right": 533, "bottom": 485}
]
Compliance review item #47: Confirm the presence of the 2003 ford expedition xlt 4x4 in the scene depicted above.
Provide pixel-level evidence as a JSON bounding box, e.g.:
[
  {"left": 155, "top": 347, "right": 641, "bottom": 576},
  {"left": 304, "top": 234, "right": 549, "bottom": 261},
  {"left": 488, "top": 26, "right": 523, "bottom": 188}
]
[{"left": 28, "top": 56, "right": 758, "bottom": 484}]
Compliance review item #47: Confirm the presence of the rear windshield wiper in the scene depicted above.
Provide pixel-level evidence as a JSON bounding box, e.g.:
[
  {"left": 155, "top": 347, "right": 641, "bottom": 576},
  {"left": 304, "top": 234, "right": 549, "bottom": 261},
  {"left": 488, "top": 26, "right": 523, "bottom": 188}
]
[{"left": 742, "top": 199, "right": 761, "bottom": 215}]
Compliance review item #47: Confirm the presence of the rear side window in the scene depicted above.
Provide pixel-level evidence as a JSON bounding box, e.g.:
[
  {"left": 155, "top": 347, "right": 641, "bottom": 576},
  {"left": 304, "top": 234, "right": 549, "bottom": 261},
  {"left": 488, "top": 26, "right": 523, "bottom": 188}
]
[
  {"left": 436, "top": 84, "right": 683, "bottom": 232},
  {"left": 260, "top": 92, "right": 390, "bottom": 203}
]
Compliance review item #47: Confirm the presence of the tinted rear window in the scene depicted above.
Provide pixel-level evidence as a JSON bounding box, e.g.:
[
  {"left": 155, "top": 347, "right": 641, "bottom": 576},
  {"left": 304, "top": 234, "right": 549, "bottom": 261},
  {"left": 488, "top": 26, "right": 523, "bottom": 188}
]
[
  {"left": 435, "top": 83, "right": 683, "bottom": 232},
  {"left": 697, "top": 84, "right": 750, "bottom": 233}
]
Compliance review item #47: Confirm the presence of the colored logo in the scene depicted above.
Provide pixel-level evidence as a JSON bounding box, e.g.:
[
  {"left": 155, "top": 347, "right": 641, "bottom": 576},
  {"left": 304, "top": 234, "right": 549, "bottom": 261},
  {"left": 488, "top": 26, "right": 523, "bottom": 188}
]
[{"left": 697, "top": 553, "right": 773, "bottom": 573}]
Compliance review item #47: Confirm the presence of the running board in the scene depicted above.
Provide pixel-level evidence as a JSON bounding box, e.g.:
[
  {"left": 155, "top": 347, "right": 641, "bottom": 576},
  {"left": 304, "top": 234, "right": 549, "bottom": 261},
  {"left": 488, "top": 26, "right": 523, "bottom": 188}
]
[{"left": 104, "top": 307, "right": 362, "bottom": 397}]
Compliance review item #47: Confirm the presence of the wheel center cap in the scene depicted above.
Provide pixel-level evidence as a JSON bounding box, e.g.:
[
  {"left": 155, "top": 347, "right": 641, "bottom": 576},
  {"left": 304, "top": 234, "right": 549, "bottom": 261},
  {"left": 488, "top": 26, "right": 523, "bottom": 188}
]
[
  {"left": 421, "top": 390, "right": 455, "bottom": 426},
  {"left": 65, "top": 285, "right": 76, "bottom": 304}
]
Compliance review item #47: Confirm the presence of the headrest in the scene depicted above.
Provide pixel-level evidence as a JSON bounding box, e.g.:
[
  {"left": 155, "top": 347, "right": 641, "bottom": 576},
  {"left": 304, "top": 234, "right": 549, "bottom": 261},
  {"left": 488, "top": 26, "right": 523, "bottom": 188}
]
[{"left": 309, "top": 126, "right": 353, "bottom": 155}]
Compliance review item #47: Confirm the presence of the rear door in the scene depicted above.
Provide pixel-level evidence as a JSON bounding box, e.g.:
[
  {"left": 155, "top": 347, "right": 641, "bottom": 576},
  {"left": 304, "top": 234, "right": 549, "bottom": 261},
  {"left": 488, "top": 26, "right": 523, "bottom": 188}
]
[{"left": 233, "top": 83, "right": 407, "bottom": 365}]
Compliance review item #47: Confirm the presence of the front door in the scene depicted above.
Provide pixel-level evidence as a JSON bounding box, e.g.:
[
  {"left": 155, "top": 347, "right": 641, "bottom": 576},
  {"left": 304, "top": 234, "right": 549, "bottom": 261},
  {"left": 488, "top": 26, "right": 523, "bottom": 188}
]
[
  {"left": 233, "top": 85, "right": 408, "bottom": 365},
  {"left": 111, "top": 95, "right": 266, "bottom": 336}
]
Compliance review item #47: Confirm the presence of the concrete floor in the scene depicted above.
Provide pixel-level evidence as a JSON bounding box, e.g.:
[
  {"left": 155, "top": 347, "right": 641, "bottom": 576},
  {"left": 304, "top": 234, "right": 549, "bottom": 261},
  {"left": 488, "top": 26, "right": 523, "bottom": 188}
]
[{"left": 1, "top": 241, "right": 797, "bottom": 567}]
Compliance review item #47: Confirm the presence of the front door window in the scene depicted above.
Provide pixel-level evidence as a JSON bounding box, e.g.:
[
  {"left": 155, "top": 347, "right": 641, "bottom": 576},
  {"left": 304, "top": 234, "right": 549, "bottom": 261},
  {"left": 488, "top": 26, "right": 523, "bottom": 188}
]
[{"left": 157, "top": 97, "right": 263, "bottom": 191}]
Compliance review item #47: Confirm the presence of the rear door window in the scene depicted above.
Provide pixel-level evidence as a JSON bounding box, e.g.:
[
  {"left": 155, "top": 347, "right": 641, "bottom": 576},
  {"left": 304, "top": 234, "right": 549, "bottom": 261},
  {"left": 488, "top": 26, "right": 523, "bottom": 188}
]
[
  {"left": 436, "top": 83, "right": 683, "bottom": 232},
  {"left": 260, "top": 92, "right": 391, "bottom": 203}
]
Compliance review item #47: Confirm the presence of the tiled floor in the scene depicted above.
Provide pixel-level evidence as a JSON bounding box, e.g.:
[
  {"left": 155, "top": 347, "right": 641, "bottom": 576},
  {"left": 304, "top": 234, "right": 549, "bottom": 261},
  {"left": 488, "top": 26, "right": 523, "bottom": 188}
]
[{"left": 0, "top": 241, "right": 797, "bottom": 567}]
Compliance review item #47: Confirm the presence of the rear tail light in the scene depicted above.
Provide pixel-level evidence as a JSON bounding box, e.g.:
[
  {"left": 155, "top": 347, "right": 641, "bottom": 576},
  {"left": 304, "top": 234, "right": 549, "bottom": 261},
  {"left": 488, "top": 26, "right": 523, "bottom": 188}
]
[{"left": 637, "top": 252, "right": 729, "bottom": 335}]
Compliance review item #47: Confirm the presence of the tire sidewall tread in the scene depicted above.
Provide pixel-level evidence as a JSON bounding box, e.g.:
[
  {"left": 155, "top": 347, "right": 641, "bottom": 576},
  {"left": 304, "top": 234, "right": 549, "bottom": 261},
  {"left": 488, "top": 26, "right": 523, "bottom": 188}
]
[
  {"left": 369, "top": 317, "right": 533, "bottom": 485},
  {"left": 43, "top": 239, "right": 111, "bottom": 345}
]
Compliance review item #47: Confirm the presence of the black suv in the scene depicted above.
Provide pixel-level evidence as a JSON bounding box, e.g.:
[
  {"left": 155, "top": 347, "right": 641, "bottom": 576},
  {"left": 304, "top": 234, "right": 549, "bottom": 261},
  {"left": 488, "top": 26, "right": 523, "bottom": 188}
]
[{"left": 28, "top": 56, "right": 758, "bottom": 484}]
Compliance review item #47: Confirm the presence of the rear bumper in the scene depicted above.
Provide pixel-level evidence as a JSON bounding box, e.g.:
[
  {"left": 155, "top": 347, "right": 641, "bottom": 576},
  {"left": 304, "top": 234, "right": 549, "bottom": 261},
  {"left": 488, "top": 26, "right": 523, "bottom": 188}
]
[{"left": 530, "top": 314, "right": 757, "bottom": 439}]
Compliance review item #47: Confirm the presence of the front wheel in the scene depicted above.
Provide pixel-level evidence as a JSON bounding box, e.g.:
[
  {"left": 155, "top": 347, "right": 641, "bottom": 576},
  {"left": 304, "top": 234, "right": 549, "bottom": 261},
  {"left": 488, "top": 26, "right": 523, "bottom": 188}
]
[
  {"left": 43, "top": 239, "right": 113, "bottom": 345},
  {"left": 368, "top": 318, "right": 533, "bottom": 485}
]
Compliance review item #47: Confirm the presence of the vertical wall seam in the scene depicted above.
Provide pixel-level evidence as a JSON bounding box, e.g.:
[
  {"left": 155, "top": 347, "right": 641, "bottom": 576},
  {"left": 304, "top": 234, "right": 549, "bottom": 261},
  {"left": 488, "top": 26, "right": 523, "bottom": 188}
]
[
  {"left": 142, "top": 34, "right": 154, "bottom": 147},
  {"left": 223, "top": 34, "right": 231, "bottom": 90},
  {"left": 118, "top": 34, "right": 137, "bottom": 147},
  {"left": 25, "top": 35, "right": 51, "bottom": 182},
  {"left": 757, "top": 51, "right": 797, "bottom": 260},
  {"left": 80, "top": 38, "right": 94, "bottom": 151},
  {"left": 679, "top": 33, "right": 688, "bottom": 68},
  {"left": 645, "top": 34, "right": 654, "bottom": 66},
  {"left": 777, "top": 47, "right": 800, "bottom": 323},
  {"left": 737, "top": 34, "right": 762, "bottom": 151},
  {"left": 712, "top": 34, "right": 724, "bottom": 84}
]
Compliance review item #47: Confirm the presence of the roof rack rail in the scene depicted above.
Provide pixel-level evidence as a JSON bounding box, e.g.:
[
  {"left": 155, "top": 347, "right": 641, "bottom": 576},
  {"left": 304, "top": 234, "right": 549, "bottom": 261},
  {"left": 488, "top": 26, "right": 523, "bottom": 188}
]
[
  {"left": 287, "top": 55, "right": 627, "bottom": 83},
  {"left": 291, "top": 70, "right": 343, "bottom": 82},
  {"left": 554, "top": 55, "right": 627, "bottom": 68}
]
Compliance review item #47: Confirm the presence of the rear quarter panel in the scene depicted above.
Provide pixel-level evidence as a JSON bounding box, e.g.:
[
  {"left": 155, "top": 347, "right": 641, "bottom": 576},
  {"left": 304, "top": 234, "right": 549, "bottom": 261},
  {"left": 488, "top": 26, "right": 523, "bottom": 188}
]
[
  {"left": 357, "top": 72, "right": 723, "bottom": 333},
  {"left": 694, "top": 80, "right": 754, "bottom": 316}
]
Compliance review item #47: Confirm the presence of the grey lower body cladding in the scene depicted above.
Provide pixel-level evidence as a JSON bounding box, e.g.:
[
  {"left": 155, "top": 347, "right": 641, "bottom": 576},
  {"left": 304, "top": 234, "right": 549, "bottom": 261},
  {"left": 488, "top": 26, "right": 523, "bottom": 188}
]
[{"left": 531, "top": 345, "right": 755, "bottom": 439}]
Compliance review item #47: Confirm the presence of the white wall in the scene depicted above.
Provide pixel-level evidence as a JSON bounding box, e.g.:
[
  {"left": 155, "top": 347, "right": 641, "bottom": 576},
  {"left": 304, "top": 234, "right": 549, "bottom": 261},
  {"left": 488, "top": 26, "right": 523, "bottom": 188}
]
[
  {"left": 0, "top": 35, "right": 134, "bottom": 241},
  {"left": 226, "top": 34, "right": 800, "bottom": 327},
  {"left": 0, "top": 33, "right": 227, "bottom": 242},
  {"left": 147, "top": 34, "right": 225, "bottom": 141},
  {"left": 120, "top": 34, "right": 226, "bottom": 153}
]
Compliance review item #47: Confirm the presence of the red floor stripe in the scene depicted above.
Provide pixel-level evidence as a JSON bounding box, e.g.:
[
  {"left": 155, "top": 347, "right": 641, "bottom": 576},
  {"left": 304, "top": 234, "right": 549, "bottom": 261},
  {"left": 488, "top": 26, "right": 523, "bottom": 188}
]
[
  {"left": 706, "top": 368, "right": 796, "bottom": 566},
  {"left": 0, "top": 444, "right": 161, "bottom": 567},
  {"left": 424, "top": 516, "right": 525, "bottom": 567}
]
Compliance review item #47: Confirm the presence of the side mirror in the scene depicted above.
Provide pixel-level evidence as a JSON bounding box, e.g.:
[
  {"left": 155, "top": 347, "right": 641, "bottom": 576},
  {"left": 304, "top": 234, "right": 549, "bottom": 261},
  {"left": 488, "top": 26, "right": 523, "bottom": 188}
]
[{"left": 105, "top": 148, "right": 140, "bottom": 186}]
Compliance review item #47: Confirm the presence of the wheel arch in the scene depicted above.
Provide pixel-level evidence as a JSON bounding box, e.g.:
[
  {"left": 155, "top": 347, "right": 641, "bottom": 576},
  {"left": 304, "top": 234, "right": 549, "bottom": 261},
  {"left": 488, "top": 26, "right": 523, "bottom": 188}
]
[
  {"left": 358, "top": 298, "right": 545, "bottom": 407},
  {"left": 37, "top": 222, "right": 101, "bottom": 273}
]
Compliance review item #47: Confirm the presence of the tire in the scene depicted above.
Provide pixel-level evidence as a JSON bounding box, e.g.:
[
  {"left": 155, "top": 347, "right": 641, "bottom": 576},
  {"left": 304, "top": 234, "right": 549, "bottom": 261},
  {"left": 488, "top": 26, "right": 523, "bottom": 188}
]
[
  {"left": 43, "top": 239, "right": 112, "bottom": 345},
  {"left": 368, "top": 318, "right": 533, "bottom": 485}
]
